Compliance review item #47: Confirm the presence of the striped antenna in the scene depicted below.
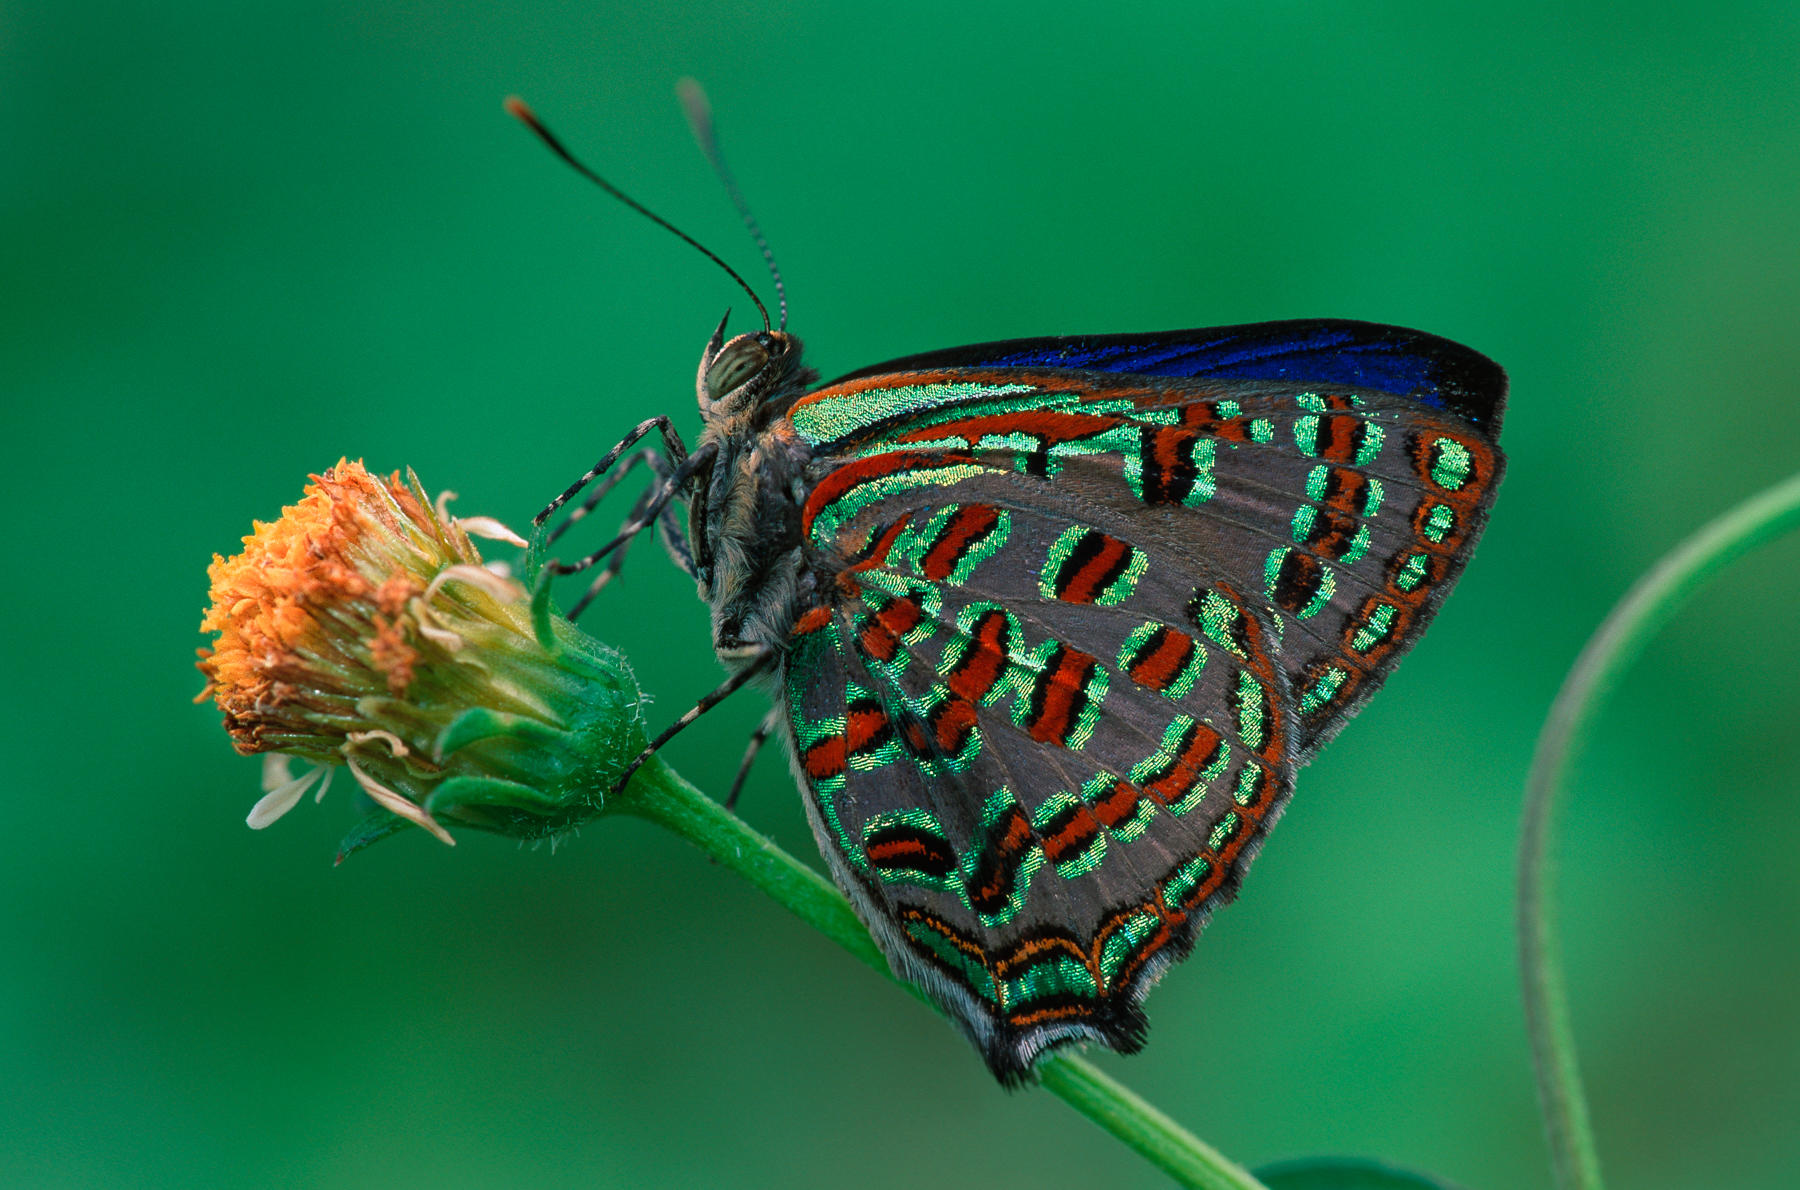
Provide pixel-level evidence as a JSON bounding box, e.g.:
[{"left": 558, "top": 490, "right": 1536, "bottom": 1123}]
[
  {"left": 677, "top": 79, "right": 789, "bottom": 332},
  {"left": 506, "top": 96, "right": 772, "bottom": 333}
]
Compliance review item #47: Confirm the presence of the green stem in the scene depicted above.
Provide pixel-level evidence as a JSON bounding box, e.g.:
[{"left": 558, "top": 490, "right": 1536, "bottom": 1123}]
[
  {"left": 615, "top": 753, "right": 1267, "bottom": 1190},
  {"left": 1519, "top": 470, "right": 1800, "bottom": 1190}
]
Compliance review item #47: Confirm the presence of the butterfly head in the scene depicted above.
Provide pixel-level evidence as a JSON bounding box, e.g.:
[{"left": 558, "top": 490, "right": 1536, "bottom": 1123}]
[{"left": 696, "top": 315, "right": 814, "bottom": 427}]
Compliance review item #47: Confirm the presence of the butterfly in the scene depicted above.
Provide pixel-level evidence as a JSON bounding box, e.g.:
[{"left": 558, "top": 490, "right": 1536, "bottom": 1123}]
[{"left": 514, "top": 90, "right": 1506, "bottom": 1084}]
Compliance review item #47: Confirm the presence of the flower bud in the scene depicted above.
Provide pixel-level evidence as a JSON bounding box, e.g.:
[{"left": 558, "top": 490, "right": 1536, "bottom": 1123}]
[{"left": 197, "top": 461, "right": 644, "bottom": 860}]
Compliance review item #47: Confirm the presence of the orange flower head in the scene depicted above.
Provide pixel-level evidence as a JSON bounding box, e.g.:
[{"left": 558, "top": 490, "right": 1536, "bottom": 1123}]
[{"left": 196, "top": 461, "right": 641, "bottom": 858}]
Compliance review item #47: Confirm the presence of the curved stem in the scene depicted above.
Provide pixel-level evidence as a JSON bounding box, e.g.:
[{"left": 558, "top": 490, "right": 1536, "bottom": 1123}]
[
  {"left": 616, "top": 754, "right": 1267, "bottom": 1190},
  {"left": 1519, "top": 470, "right": 1800, "bottom": 1190}
]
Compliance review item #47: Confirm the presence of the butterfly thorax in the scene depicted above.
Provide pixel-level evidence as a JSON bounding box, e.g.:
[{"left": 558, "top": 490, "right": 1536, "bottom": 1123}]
[{"left": 689, "top": 326, "right": 819, "bottom": 666}]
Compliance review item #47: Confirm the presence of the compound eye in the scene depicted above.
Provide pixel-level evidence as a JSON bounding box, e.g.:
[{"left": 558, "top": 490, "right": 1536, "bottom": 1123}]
[{"left": 705, "top": 338, "right": 769, "bottom": 398}]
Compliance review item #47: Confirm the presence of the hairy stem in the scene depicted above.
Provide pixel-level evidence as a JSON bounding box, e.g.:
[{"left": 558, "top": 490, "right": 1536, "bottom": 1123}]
[
  {"left": 1519, "top": 470, "right": 1800, "bottom": 1190},
  {"left": 616, "top": 753, "right": 1267, "bottom": 1190}
]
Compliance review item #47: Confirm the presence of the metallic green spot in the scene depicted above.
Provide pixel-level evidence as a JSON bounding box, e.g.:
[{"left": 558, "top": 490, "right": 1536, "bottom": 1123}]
[
  {"left": 859, "top": 568, "right": 944, "bottom": 617},
  {"left": 1249, "top": 418, "right": 1275, "bottom": 443},
  {"left": 1430, "top": 436, "right": 1474, "bottom": 491},
  {"left": 909, "top": 685, "right": 982, "bottom": 776},
  {"left": 1053, "top": 423, "right": 1139, "bottom": 465},
  {"left": 1364, "top": 477, "right": 1386, "bottom": 517},
  {"left": 1233, "top": 670, "right": 1266, "bottom": 750},
  {"left": 1297, "top": 391, "right": 1328, "bottom": 413},
  {"left": 1108, "top": 549, "right": 1150, "bottom": 606},
  {"left": 1422, "top": 502, "right": 1456, "bottom": 543},
  {"left": 858, "top": 435, "right": 965, "bottom": 457},
  {"left": 1293, "top": 414, "right": 1321, "bottom": 456},
  {"left": 1354, "top": 422, "right": 1386, "bottom": 466},
  {"left": 1153, "top": 437, "right": 1218, "bottom": 508},
  {"left": 1290, "top": 505, "right": 1318, "bottom": 545},
  {"left": 1351, "top": 603, "right": 1399, "bottom": 653},
  {"left": 1340, "top": 524, "right": 1372, "bottom": 565},
  {"left": 1298, "top": 665, "right": 1350, "bottom": 716},
  {"left": 1305, "top": 464, "right": 1330, "bottom": 502},
  {"left": 1081, "top": 397, "right": 1143, "bottom": 416},
  {"left": 1207, "top": 812, "right": 1242, "bottom": 852},
  {"left": 893, "top": 504, "right": 1013, "bottom": 586},
  {"left": 1215, "top": 399, "right": 1243, "bottom": 419},
  {"left": 1394, "top": 551, "right": 1429, "bottom": 592},
  {"left": 1234, "top": 764, "right": 1265, "bottom": 806},
  {"left": 977, "top": 430, "right": 1044, "bottom": 454},
  {"left": 1162, "top": 854, "right": 1214, "bottom": 907},
  {"left": 1192, "top": 590, "right": 1248, "bottom": 659}
]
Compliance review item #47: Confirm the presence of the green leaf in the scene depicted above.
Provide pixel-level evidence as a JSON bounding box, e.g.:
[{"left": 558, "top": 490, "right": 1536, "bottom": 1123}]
[{"left": 1255, "top": 1156, "right": 1468, "bottom": 1190}]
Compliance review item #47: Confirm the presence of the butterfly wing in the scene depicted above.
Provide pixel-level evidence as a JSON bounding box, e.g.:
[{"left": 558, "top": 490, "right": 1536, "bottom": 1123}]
[{"left": 778, "top": 344, "right": 1504, "bottom": 1078}]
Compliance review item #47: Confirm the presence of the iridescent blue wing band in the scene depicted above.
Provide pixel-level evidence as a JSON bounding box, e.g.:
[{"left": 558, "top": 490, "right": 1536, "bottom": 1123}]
[{"left": 828, "top": 318, "right": 1505, "bottom": 432}]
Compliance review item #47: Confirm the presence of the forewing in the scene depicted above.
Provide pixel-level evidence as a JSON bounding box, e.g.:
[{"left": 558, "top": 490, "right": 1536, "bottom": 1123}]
[{"left": 790, "top": 363, "right": 1503, "bottom": 757}]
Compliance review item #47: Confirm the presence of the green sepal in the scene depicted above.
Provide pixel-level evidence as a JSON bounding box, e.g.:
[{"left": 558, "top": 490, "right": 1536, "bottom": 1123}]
[
  {"left": 334, "top": 808, "right": 411, "bottom": 865},
  {"left": 1255, "top": 1156, "right": 1468, "bottom": 1190},
  {"left": 436, "top": 707, "right": 568, "bottom": 758},
  {"left": 426, "top": 774, "right": 568, "bottom": 815},
  {"left": 530, "top": 563, "right": 558, "bottom": 654},
  {"left": 523, "top": 518, "right": 553, "bottom": 588}
]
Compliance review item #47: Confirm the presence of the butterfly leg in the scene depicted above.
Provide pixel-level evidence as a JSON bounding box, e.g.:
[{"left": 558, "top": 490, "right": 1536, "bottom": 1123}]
[
  {"left": 548, "top": 445, "right": 699, "bottom": 574},
  {"left": 544, "top": 447, "right": 663, "bottom": 545},
  {"left": 534, "top": 415, "right": 690, "bottom": 527},
  {"left": 609, "top": 648, "right": 775, "bottom": 794},
  {"left": 560, "top": 459, "right": 701, "bottom": 620},
  {"left": 548, "top": 443, "right": 717, "bottom": 578},
  {"left": 633, "top": 448, "right": 698, "bottom": 579},
  {"left": 723, "top": 707, "right": 782, "bottom": 812}
]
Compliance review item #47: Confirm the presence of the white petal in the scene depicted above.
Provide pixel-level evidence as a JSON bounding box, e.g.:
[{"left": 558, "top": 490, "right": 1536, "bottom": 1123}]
[
  {"left": 247, "top": 766, "right": 324, "bottom": 829},
  {"left": 345, "top": 730, "right": 410, "bottom": 758},
  {"left": 313, "top": 765, "right": 335, "bottom": 803},
  {"left": 456, "top": 516, "right": 528, "bottom": 547},
  {"left": 417, "top": 620, "right": 463, "bottom": 650},
  {"left": 346, "top": 759, "right": 456, "bottom": 847},
  {"left": 424, "top": 563, "right": 523, "bottom": 605},
  {"left": 261, "top": 753, "right": 296, "bottom": 794}
]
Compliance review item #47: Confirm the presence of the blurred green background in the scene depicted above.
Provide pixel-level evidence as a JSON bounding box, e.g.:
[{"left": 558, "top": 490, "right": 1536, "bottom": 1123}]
[{"left": 6, "top": 1, "right": 1799, "bottom": 1187}]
